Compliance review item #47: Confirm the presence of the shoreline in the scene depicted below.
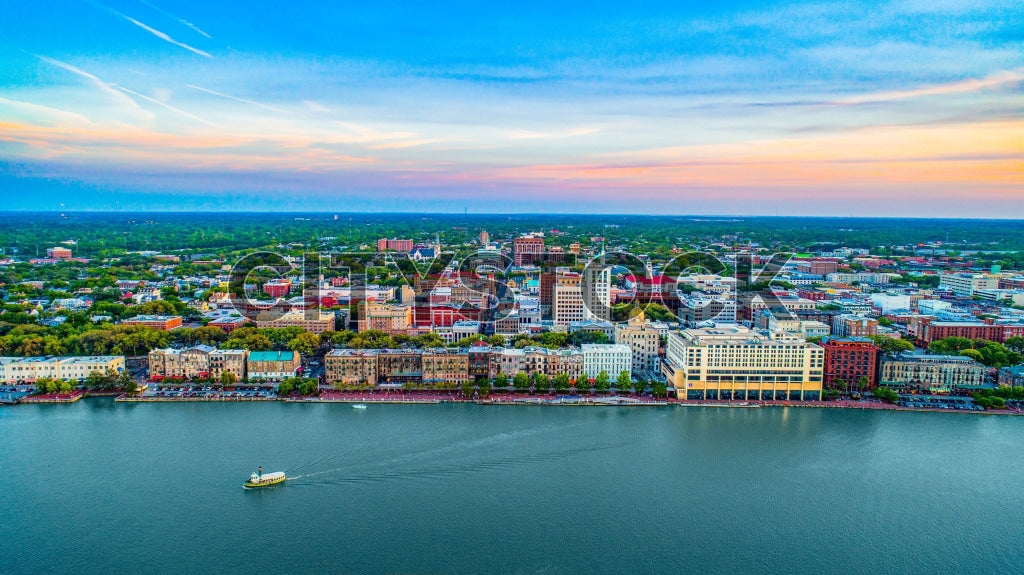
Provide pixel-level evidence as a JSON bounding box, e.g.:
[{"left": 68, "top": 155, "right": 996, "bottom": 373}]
[{"left": 93, "top": 392, "right": 1024, "bottom": 415}]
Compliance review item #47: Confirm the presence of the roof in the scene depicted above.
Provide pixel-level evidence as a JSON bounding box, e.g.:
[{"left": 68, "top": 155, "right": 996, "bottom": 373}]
[{"left": 248, "top": 351, "right": 297, "bottom": 362}]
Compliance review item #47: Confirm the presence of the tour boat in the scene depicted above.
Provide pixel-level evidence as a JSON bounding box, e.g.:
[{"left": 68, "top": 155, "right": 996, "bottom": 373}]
[
  {"left": 352, "top": 404, "right": 368, "bottom": 409},
  {"left": 244, "top": 466, "right": 286, "bottom": 488}
]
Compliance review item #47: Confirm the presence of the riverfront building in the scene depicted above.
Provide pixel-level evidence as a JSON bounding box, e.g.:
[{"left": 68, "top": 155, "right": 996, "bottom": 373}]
[
  {"left": 820, "top": 337, "right": 879, "bottom": 389},
  {"left": 580, "top": 344, "right": 632, "bottom": 379},
  {"left": 148, "top": 346, "right": 247, "bottom": 381},
  {"left": 662, "top": 325, "right": 824, "bottom": 401},
  {"left": 0, "top": 355, "right": 126, "bottom": 384},
  {"left": 247, "top": 351, "right": 300, "bottom": 381},
  {"left": 878, "top": 353, "right": 986, "bottom": 393},
  {"left": 614, "top": 311, "right": 661, "bottom": 377}
]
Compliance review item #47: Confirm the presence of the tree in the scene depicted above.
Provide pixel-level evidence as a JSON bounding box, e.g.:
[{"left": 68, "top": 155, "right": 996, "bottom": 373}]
[
  {"left": 872, "top": 387, "right": 899, "bottom": 404},
  {"left": 477, "top": 377, "right": 491, "bottom": 398},
  {"left": 493, "top": 372, "right": 509, "bottom": 391},
  {"left": 856, "top": 376, "right": 870, "bottom": 391},
  {"left": 58, "top": 380, "right": 73, "bottom": 394},
  {"left": 276, "top": 379, "right": 295, "bottom": 396},
  {"left": 615, "top": 370, "right": 631, "bottom": 394},
  {"left": 553, "top": 373, "right": 571, "bottom": 393},
  {"left": 652, "top": 382, "right": 668, "bottom": 398},
  {"left": 594, "top": 371, "right": 611, "bottom": 393},
  {"left": 122, "top": 378, "right": 138, "bottom": 395},
  {"left": 870, "top": 335, "right": 914, "bottom": 355},
  {"left": 461, "top": 380, "right": 475, "bottom": 398},
  {"left": 532, "top": 372, "right": 550, "bottom": 394},
  {"left": 298, "top": 378, "right": 319, "bottom": 396},
  {"left": 513, "top": 372, "right": 530, "bottom": 393},
  {"left": 486, "top": 334, "right": 506, "bottom": 347},
  {"left": 85, "top": 370, "right": 107, "bottom": 390},
  {"left": 220, "top": 371, "right": 238, "bottom": 387},
  {"left": 1005, "top": 336, "right": 1024, "bottom": 354},
  {"left": 287, "top": 332, "right": 320, "bottom": 356}
]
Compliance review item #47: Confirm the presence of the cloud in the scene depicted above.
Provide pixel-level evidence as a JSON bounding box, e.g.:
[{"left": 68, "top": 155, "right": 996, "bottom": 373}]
[
  {"left": 115, "top": 86, "right": 219, "bottom": 127},
  {"left": 139, "top": 0, "right": 212, "bottom": 39},
  {"left": 186, "top": 84, "right": 287, "bottom": 113},
  {"left": 31, "top": 53, "right": 146, "bottom": 113},
  {"left": 303, "top": 100, "right": 331, "bottom": 113},
  {"left": 833, "top": 68, "right": 1024, "bottom": 105},
  {"left": 89, "top": 1, "right": 212, "bottom": 58}
]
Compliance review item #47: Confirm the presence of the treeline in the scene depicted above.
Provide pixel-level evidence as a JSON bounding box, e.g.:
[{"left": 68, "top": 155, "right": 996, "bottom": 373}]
[{"left": 928, "top": 337, "right": 1024, "bottom": 368}]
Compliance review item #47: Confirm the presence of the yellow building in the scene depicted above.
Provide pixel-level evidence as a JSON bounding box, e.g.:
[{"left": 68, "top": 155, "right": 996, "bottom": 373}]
[{"left": 663, "top": 325, "right": 823, "bottom": 401}]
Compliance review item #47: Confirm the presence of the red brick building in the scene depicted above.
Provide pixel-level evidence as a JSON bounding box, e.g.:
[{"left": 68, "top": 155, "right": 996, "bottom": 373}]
[
  {"left": 513, "top": 235, "right": 545, "bottom": 266},
  {"left": 121, "top": 315, "right": 183, "bottom": 331},
  {"left": 821, "top": 337, "right": 879, "bottom": 390},
  {"left": 920, "top": 321, "right": 1004, "bottom": 344},
  {"left": 262, "top": 280, "right": 292, "bottom": 299},
  {"left": 377, "top": 238, "right": 414, "bottom": 252}
]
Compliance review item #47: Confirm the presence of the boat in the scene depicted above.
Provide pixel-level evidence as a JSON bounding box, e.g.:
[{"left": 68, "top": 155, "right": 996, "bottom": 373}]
[
  {"left": 352, "top": 404, "right": 367, "bottom": 409},
  {"left": 244, "top": 466, "right": 286, "bottom": 488}
]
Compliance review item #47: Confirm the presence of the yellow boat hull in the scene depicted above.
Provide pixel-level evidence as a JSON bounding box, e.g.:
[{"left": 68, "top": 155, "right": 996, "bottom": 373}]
[{"left": 243, "top": 476, "right": 286, "bottom": 488}]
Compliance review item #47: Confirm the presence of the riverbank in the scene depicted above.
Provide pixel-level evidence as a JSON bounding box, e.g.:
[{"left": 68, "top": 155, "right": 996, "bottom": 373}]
[{"left": 5, "top": 388, "right": 1023, "bottom": 415}]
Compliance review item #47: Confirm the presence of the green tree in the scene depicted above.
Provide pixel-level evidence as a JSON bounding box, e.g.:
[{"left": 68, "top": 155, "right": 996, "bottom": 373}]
[
  {"left": 532, "top": 372, "right": 550, "bottom": 394},
  {"left": 1005, "top": 336, "right": 1024, "bottom": 353},
  {"left": 614, "top": 370, "right": 631, "bottom": 394},
  {"left": 461, "top": 380, "right": 475, "bottom": 398},
  {"left": 870, "top": 335, "right": 914, "bottom": 355},
  {"left": 287, "top": 332, "right": 320, "bottom": 356},
  {"left": 277, "top": 379, "right": 295, "bottom": 396},
  {"left": 652, "top": 381, "right": 668, "bottom": 398},
  {"left": 594, "top": 370, "right": 611, "bottom": 394},
  {"left": 872, "top": 387, "right": 899, "bottom": 404},
  {"left": 553, "top": 373, "right": 571, "bottom": 393},
  {"left": 122, "top": 378, "right": 138, "bottom": 395},
  {"left": 513, "top": 372, "right": 530, "bottom": 393},
  {"left": 493, "top": 372, "right": 509, "bottom": 391},
  {"left": 220, "top": 371, "right": 238, "bottom": 387},
  {"left": 477, "top": 377, "right": 491, "bottom": 398},
  {"left": 298, "top": 378, "right": 319, "bottom": 396},
  {"left": 486, "top": 334, "right": 506, "bottom": 347}
]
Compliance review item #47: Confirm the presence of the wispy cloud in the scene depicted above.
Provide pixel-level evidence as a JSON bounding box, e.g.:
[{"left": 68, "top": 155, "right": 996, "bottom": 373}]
[
  {"left": 115, "top": 86, "right": 219, "bottom": 127},
  {"left": 90, "top": 1, "right": 212, "bottom": 58},
  {"left": 31, "top": 53, "right": 145, "bottom": 112},
  {"left": 139, "top": 0, "right": 212, "bottom": 39},
  {"left": 186, "top": 84, "right": 287, "bottom": 113},
  {"left": 834, "top": 68, "right": 1024, "bottom": 105}
]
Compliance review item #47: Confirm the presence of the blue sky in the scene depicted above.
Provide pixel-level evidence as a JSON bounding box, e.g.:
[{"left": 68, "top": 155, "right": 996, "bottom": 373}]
[{"left": 0, "top": 0, "right": 1021, "bottom": 215}]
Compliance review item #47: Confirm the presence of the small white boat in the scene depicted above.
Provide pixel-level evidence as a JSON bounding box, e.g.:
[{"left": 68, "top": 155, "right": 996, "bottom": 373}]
[{"left": 352, "top": 404, "right": 367, "bottom": 409}]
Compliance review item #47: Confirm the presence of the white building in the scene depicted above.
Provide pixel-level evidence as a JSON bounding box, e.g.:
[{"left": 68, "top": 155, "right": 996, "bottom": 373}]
[
  {"left": 917, "top": 299, "right": 952, "bottom": 314},
  {"left": 0, "top": 356, "right": 126, "bottom": 384},
  {"left": 939, "top": 273, "right": 999, "bottom": 297},
  {"left": 580, "top": 344, "right": 632, "bottom": 379},
  {"left": 614, "top": 311, "right": 661, "bottom": 376},
  {"left": 870, "top": 293, "right": 912, "bottom": 314}
]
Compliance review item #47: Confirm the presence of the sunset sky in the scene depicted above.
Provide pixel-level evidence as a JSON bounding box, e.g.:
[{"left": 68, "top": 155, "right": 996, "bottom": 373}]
[{"left": 1, "top": 1, "right": 1021, "bottom": 216}]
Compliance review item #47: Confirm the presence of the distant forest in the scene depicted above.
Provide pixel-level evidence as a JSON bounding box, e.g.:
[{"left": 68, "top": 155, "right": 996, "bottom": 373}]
[{"left": 2, "top": 212, "right": 1023, "bottom": 263}]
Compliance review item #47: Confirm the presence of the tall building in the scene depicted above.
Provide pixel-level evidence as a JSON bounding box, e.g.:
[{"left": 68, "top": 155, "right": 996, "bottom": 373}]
[
  {"left": 583, "top": 264, "right": 612, "bottom": 321},
  {"left": 939, "top": 273, "right": 999, "bottom": 297},
  {"left": 513, "top": 234, "right": 545, "bottom": 266},
  {"left": 356, "top": 301, "right": 413, "bottom": 334},
  {"left": 614, "top": 310, "right": 661, "bottom": 376},
  {"left": 820, "top": 337, "right": 878, "bottom": 389},
  {"left": 663, "top": 325, "right": 824, "bottom": 401},
  {"left": 479, "top": 230, "right": 489, "bottom": 245},
  {"left": 553, "top": 273, "right": 585, "bottom": 326},
  {"left": 832, "top": 315, "right": 878, "bottom": 337}
]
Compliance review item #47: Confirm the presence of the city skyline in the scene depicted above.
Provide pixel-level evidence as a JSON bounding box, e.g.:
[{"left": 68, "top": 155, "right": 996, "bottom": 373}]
[{"left": 1, "top": 0, "right": 1022, "bottom": 216}]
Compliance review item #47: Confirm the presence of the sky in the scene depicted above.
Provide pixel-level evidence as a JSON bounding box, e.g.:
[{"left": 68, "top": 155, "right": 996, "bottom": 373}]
[{"left": 0, "top": 0, "right": 1021, "bottom": 216}]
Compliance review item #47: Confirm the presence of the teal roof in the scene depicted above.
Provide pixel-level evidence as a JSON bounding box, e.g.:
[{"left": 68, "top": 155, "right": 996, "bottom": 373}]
[{"left": 248, "top": 351, "right": 297, "bottom": 362}]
